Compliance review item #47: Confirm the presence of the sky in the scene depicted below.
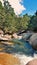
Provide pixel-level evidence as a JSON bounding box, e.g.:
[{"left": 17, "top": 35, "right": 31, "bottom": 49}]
[
  {"left": 22, "top": 0, "right": 37, "bottom": 15},
  {"left": 0, "top": 0, "right": 37, "bottom": 16}
]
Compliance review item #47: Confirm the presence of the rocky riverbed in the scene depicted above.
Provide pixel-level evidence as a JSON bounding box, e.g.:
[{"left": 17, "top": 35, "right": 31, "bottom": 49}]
[{"left": 0, "top": 33, "right": 37, "bottom": 65}]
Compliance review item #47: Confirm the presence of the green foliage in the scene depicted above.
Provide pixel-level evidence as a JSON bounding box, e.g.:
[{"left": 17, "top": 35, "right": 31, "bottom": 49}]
[
  {"left": 28, "top": 11, "right": 37, "bottom": 32},
  {"left": 0, "top": 1, "right": 6, "bottom": 29},
  {"left": 21, "top": 14, "right": 30, "bottom": 30},
  {"left": 0, "top": 1, "right": 37, "bottom": 34}
]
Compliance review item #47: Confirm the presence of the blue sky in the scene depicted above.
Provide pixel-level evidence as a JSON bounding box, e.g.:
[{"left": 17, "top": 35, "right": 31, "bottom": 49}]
[
  {"left": 21, "top": 0, "right": 37, "bottom": 15},
  {"left": 1, "top": 0, "right": 37, "bottom": 16}
]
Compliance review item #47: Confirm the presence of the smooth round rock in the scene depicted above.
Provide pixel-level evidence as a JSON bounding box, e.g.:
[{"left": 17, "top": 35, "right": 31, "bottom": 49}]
[
  {"left": 29, "top": 33, "right": 37, "bottom": 50},
  {"left": 0, "top": 53, "right": 20, "bottom": 65},
  {"left": 26, "top": 59, "right": 37, "bottom": 65}
]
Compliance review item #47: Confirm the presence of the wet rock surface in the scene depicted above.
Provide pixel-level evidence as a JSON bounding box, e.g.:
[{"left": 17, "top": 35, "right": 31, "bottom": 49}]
[{"left": 26, "top": 59, "right": 37, "bottom": 65}]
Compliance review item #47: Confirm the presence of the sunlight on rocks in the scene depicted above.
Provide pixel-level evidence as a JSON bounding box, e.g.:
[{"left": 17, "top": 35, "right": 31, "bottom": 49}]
[{"left": 0, "top": 53, "right": 21, "bottom": 65}]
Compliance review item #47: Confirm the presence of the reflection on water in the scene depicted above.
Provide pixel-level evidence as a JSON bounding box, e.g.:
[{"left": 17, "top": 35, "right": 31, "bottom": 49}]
[{"left": 0, "top": 39, "right": 37, "bottom": 56}]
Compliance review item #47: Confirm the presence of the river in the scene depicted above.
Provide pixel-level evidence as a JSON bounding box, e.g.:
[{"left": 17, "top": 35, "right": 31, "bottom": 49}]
[
  {"left": 0, "top": 38, "right": 37, "bottom": 55},
  {"left": 0, "top": 38, "right": 37, "bottom": 65}
]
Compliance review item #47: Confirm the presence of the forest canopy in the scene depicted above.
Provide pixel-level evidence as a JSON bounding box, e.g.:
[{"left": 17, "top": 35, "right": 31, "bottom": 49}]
[{"left": 0, "top": 0, "right": 37, "bottom": 34}]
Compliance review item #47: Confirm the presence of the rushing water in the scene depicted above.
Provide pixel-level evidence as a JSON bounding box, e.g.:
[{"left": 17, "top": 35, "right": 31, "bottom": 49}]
[
  {"left": 0, "top": 38, "right": 37, "bottom": 57},
  {"left": 0, "top": 38, "right": 37, "bottom": 65}
]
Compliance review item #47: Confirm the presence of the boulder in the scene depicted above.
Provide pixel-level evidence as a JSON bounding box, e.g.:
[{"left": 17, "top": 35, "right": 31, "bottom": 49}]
[
  {"left": 13, "top": 33, "right": 22, "bottom": 39},
  {"left": 0, "top": 53, "right": 20, "bottom": 65},
  {"left": 26, "top": 59, "right": 37, "bottom": 65},
  {"left": 22, "top": 33, "right": 32, "bottom": 41},
  {"left": 29, "top": 33, "right": 37, "bottom": 50}
]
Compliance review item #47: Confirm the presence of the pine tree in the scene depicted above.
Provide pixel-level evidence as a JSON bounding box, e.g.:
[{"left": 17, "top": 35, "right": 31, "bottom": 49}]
[{"left": 3, "top": 0, "right": 15, "bottom": 16}]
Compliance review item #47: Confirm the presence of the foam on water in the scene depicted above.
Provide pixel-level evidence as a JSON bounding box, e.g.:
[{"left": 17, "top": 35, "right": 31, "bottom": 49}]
[{"left": 15, "top": 53, "right": 37, "bottom": 65}]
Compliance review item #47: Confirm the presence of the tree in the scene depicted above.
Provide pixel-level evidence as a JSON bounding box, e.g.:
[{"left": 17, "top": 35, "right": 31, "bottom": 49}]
[
  {"left": 28, "top": 11, "right": 37, "bottom": 32},
  {"left": 0, "top": 1, "right": 37, "bottom": 33},
  {"left": 3, "top": 0, "right": 15, "bottom": 16},
  {"left": 1, "top": 0, "right": 17, "bottom": 33},
  {"left": 21, "top": 14, "right": 30, "bottom": 30},
  {"left": 0, "top": 1, "right": 6, "bottom": 30}
]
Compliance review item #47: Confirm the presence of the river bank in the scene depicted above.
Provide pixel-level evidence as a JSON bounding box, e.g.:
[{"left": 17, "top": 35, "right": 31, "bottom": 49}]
[{"left": 0, "top": 32, "right": 37, "bottom": 65}]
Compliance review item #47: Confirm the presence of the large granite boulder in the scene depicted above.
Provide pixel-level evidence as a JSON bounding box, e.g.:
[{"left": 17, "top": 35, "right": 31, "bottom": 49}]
[
  {"left": 26, "top": 59, "right": 37, "bottom": 65},
  {"left": 29, "top": 33, "right": 37, "bottom": 50}
]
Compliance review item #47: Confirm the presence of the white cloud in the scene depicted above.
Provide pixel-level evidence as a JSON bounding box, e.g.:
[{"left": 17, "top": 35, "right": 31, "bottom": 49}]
[{"left": 0, "top": 0, "right": 26, "bottom": 15}]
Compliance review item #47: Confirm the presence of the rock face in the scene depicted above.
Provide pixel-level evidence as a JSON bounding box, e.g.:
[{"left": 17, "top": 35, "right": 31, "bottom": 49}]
[
  {"left": 13, "top": 33, "right": 22, "bottom": 39},
  {"left": 0, "top": 53, "right": 20, "bottom": 65},
  {"left": 22, "top": 33, "right": 32, "bottom": 41},
  {"left": 26, "top": 59, "right": 37, "bottom": 65},
  {"left": 29, "top": 33, "right": 37, "bottom": 50}
]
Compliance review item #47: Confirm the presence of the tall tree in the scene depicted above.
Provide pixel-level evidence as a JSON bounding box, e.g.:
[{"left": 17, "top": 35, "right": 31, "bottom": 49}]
[
  {"left": 0, "top": 1, "right": 6, "bottom": 30},
  {"left": 3, "top": 0, "right": 15, "bottom": 16},
  {"left": 21, "top": 14, "right": 30, "bottom": 30},
  {"left": 28, "top": 11, "right": 37, "bottom": 32}
]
